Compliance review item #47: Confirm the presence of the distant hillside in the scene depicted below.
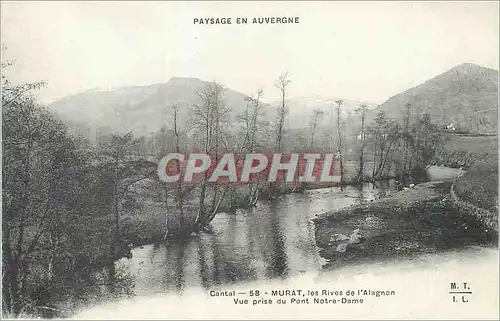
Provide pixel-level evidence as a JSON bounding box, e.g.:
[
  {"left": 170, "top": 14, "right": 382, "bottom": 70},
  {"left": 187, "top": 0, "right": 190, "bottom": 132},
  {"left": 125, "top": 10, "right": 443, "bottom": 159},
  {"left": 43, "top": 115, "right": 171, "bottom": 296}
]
[
  {"left": 48, "top": 77, "right": 252, "bottom": 137},
  {"left": 48, "top": 78, "right": 375, "bottom": 138},
  {"left": 371, "top": 63, "right": 498, "bottom": 135},
  {"left": 268, "top": 95, "right": 378, "bottom": 129}
]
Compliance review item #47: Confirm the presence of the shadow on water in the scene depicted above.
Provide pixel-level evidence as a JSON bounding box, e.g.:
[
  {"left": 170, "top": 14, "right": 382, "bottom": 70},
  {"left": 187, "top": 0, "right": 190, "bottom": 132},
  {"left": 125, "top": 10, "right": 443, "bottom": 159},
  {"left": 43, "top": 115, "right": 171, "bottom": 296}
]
[
  {"left": 264, "top": 201, "right": 290, "bottom": 278},
  {"left": 161, "top": 239, "right": 187, "bottom": 292}
]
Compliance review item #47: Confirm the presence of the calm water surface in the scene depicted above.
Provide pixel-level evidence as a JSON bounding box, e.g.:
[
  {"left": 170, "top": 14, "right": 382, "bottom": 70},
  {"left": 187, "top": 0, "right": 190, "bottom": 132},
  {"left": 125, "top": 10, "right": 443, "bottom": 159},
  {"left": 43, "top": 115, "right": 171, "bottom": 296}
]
[{"left": 117, "top": 181, "right": 396, "bottom": 297}]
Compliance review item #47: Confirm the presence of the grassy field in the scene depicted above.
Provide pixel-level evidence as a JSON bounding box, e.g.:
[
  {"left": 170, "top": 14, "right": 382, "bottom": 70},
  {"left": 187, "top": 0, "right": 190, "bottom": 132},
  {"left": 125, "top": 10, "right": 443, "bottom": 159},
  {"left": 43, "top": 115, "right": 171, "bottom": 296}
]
[
  {"left": 443, "top": 133, "right": 497, "bottom": 154},
  {"left": 455, "top": 153, "right": 498, "bottom": 213},
  {"left": 439, "top": 133, "right": 497, "bottom": 168},
  {"left": 440, "top": 133, "right": 498, "bottom": 213}
]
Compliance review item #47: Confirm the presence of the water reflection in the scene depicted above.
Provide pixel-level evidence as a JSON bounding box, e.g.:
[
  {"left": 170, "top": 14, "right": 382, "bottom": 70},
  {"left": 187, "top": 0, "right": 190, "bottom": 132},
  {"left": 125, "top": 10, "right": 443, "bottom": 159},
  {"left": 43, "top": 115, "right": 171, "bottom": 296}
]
[
  {"left": 117, "top": 182, "right": 395, "bottom": 298},
  {"left": 162, "top": 240, "right": 186, "bottom": 292},
  {"left": 263, "top": 202, "right": 290, "bottom": 278}
]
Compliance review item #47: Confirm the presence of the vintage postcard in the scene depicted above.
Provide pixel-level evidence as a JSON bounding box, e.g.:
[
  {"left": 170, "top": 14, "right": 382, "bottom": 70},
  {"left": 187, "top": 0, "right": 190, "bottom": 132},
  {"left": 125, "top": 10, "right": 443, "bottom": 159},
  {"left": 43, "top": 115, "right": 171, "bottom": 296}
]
[{"left": 1, "top": 1, "right": 498, "bottom": 319}]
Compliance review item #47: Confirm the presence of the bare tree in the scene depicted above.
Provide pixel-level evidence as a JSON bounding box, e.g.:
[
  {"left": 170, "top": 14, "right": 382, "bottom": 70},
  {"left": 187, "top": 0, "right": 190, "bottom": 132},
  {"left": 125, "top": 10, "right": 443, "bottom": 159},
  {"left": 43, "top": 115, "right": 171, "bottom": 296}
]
[
  {"left": 147, "top": 131, "right": 154, "bottom": 155},
  {"left": 157, "top": 127, "right": 167, "bottom": 155},
  {"left": 273, "top": 73, "right": 292, "bottom": 193},
  {"left": 403, "top": 103, "right": 412, "bottom": 178},
  {"left": 335, "top": 99, "right": 345, "bottom": 184},
  {"left": 171, "top": 104, "right": 185, "bottom": 224},
  {"left": 356, "top": 104, "right": 368, "bottom": 183},
  {"left": 309, "top": 108, "right": 324, "bottom": 150},
  {"left": 189, "top": 81, "right": 230, "bottom": 231},
  {"left": 241, "top": 89, "right": 266, "bottom": 205},
  {"left": 161, "top": 103, "right": 180, "bottom": 239},
  {"left": 241, "top": 89, "right": 264, "bottom": 152},
  {"left": 368, "top": 114, "right": 403, "bottom": 179},
  {"left": 274, "top": 72, "right": 291, "bottom": 153},
  {"left": 98, "top": 132, "right": 154, "bottom": 261}
]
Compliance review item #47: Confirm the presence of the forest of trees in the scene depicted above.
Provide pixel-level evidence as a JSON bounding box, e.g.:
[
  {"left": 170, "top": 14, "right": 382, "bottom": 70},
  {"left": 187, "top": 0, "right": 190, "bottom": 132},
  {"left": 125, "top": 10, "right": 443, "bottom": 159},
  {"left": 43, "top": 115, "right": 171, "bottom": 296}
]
[{"left": 2, "top": 56, "right": 444, "bottom": 317}]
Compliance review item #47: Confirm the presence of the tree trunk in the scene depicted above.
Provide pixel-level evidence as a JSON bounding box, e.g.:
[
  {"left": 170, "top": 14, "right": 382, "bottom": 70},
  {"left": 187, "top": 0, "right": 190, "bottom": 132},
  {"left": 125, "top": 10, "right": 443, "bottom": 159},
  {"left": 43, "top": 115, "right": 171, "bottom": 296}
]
[
  {"left": 163, "top": 186, "right": 169, "bottom": 240},
  {"left": 357, "top": 106, "right": 366, "bottom": 183},
  {"left": 403, "top": 103, "right": 411, "bottom": 177},
  {"left": 336, "top": 101, "right": 345, "bottom": 185},
  {"left": 113, "top": 157, "right": 120, "bottom": 259}
]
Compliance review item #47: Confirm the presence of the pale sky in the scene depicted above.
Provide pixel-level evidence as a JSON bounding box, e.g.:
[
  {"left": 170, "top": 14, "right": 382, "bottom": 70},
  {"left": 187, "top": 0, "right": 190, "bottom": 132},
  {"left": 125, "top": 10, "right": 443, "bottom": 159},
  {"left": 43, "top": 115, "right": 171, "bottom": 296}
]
[{"left": 1, "top": 1, "right": 498, "bottom": 104}]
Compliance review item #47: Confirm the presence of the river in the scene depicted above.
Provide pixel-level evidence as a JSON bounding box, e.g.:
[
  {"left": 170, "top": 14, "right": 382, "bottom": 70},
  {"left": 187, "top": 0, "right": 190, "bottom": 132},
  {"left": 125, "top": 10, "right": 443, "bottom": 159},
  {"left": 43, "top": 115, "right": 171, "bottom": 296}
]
[
  {"left": 116, "top": 180, "right": 394, "bottom": 297},
  {"left": 71, "top": 166, "right": 498, "bottom": 319}
]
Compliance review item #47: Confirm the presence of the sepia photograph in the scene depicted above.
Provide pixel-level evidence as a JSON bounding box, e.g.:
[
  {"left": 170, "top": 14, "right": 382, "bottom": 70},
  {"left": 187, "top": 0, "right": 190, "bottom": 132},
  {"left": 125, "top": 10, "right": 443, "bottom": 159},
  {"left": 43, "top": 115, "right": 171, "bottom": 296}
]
[{"left": 1, "top": 1, "right": 499, "bottom": 319}]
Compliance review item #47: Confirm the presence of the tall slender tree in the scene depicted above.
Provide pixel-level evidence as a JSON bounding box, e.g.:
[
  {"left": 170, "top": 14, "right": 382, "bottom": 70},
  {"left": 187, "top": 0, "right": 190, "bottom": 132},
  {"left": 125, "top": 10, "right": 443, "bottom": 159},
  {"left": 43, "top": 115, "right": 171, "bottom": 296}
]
[
  {"left": 335, "top": 99, "right": 345, "bottom": 184},
  {"left": 310, "top": 108, "right": 324, "bottom": 150},
  {"left": 274, "top": 72, "right": 291, "bottom": 153},
  {"left": 403, "top": 103, "right": 412, "bottom": 178},
  {"left": 356, "top": 104, "right": 368, "bottom": 183}
]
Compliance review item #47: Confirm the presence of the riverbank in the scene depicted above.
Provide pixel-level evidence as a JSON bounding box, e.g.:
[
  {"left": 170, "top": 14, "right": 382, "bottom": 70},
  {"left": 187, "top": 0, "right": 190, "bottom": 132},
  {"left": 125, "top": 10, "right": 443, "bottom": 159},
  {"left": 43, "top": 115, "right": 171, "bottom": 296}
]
[
  {"left": 72, "top": 246, "right": 499, "bottom": 320},
  {"left": 313, "top": 179, "right": 498, "bottom": 270},
  {"left": 65, "top": 167, "right": 496, "bottom": 319},
  {"left": 119, "top": 184, "right": 308, "bottom": 249},
  {"left": 455, "top": 153, "right": 498, "bottom": 212}
]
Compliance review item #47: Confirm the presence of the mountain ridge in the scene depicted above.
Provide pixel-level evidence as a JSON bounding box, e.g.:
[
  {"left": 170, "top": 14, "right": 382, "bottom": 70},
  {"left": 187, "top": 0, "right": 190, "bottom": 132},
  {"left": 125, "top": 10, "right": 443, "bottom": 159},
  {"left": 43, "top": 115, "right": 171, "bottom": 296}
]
[
  {"left": 48, "top": 77, "right": 378, "bottom": 136},
  {"left": 370, "top": 62, "right": 498, "bottom": 134},
  {"left": 48, "top": 62, "right": 498, "bottom": 137}
]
